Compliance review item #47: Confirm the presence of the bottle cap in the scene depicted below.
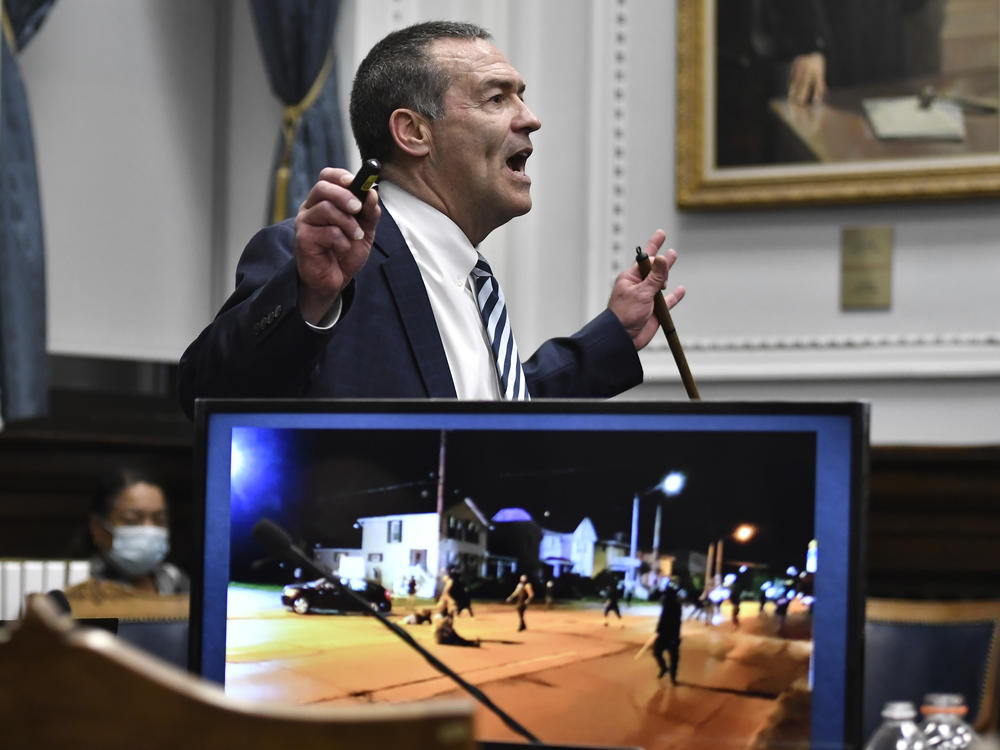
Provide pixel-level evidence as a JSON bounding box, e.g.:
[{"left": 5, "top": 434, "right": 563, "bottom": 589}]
[
  {"left": 881, "top": 701, "right": 917, "bottom": 720},
  {"left": 920, "top": 693, "right": 968, "bottom": 715}
]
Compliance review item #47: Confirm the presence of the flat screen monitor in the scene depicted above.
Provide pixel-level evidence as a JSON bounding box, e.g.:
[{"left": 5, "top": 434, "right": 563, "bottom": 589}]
[{"left": 190, "top": 399, "right": 868, "bottom": 750}]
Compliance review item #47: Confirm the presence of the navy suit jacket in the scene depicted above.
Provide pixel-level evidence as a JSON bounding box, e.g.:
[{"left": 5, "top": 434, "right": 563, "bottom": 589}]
[{"left": 178, "top": 210, "right": 642, "bottom": 417}]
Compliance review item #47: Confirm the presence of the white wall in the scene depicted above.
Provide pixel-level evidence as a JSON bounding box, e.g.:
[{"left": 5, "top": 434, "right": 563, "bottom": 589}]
[
  {"left": 18, "top": 0, "right": 219, "bottom": 362},
  {"left": 16, "top": 0, "right": 1000, "bottom": 445}
]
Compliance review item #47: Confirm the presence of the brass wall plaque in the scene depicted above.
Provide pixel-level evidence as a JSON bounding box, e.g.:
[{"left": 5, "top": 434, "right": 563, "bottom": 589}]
[{"left": 841, "top": 226, "right": 893, "bottom": 310}]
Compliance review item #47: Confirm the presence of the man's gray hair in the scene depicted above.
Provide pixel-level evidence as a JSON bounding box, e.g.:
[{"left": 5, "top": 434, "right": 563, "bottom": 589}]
[{"left": 349, "top": 21, "right": 492, "bottom": 163}]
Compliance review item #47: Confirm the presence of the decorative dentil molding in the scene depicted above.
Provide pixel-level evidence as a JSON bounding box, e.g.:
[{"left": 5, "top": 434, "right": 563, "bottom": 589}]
[
  {"left": 586, "top": 0, "right": 632, "bottom": 310},
  {"left": 670, "top": 331, "right": 1000, "bottom": 352},
  {"left": 641, "top": 330, "right": 1000, "bottom": 381}
]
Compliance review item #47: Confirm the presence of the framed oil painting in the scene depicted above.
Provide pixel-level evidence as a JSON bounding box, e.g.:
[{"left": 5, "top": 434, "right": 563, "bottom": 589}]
[{"left": 676, "top": 0, "right": 1000, "bottom": 208}]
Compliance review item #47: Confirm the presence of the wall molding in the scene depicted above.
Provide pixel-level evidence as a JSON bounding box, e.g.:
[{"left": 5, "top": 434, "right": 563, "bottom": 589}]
[
  {"left": 586, "top": 0, "right": 630, "bottom": 311},
  {"left": 679, "top": 330, "right": 1000, "bottom": 351},
  {"left": 641, "top": 331, "right": 1000, "bottom": 381}
]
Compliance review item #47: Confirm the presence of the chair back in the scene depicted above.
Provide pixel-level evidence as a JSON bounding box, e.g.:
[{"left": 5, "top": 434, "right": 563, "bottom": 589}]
[
  {"left": 0, "top": 596, "right": 476, "bottom": 750},
  {"left": 864, "top": 599, "right": 1000, "bottom": 742}
]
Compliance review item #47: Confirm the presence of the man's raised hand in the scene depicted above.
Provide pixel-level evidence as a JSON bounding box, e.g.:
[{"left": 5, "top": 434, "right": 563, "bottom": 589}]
[{"left": 294, "top": 167, "right": 381, "bottom": 324}]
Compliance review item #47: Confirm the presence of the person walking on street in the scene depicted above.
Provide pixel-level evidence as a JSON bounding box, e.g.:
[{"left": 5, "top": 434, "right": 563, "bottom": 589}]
[
  {"left": 450, "top": 570, "right": 474, "bottom": 617},
  {"left": 604, "top": 580, "right": 622, "bottom": 626},
  {"left": 652, "top": 586, "right": 682, "bottom": 685},
  {"left": 506, "top": 574, "right": 534, "bottom": 632},
  {"left": 406, "top": 575, "right": 418, "bottom": 611}
]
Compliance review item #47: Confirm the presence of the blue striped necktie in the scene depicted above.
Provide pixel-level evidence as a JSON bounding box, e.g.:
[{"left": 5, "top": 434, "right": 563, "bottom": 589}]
[{"left": 471, "top": 254, "right": 530, "bottom": 400}]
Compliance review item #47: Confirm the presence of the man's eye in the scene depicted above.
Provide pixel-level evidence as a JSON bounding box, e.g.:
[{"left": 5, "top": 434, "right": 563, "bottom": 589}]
[{"left": 489, "top": 94, "right": 504, "bottom": 104}]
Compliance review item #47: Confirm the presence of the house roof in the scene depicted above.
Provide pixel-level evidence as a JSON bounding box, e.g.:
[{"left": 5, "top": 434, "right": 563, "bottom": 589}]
[
  {"left": 447, "top": 497, "right": 489, "bottom": 526},
  {"left": 493, "top": 506, "right": 597, "bottom": 536},
  {"left": 355, "top": 511, "right": 437, "bottom": 524}
]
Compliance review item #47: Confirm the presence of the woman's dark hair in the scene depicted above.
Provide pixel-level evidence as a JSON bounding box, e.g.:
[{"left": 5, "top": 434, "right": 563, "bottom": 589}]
[
  {"left": 90, "top": 467, "right": 161, "bottom": 520},
  {"left": 349, "top": 20, "right": 491, "bottom": 163},
  {"left": 64, "top": 468, "right": 163, "bottom": 557}
]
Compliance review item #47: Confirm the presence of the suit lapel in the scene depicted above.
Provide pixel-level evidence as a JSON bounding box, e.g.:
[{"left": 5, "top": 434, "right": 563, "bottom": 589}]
[{"left": 374, "top": 210, "right": 458, "bottom": 398}]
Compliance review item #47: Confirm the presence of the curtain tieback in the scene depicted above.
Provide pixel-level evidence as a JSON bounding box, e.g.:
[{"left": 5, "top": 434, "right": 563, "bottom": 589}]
[
  {"left": 2, "top": 2, "right": 17, "bottom": 51},
  {"left": 272, "top": 45, "right": 335, "bottom": 223}
]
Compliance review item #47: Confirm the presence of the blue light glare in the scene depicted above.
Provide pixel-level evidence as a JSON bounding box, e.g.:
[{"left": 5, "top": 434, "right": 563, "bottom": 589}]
[
  {"left": 492, "top": 507, "right": 533, "bottom": 522},
  {"left": 229, "top": 427, "right": 296, "bottom": 526},
  {"left": 806, "top": 540, "right": 818, "bottom": 573},
  {"left": 708, "top": 586, "right": 730, "bottom": 603},
  {"left": 230, "top": 441, "right": 246, "bottom": 483}
]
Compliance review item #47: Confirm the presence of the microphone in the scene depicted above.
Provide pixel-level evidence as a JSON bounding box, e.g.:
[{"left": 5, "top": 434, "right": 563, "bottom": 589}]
[
  {"left": 252, "top": 516, "right": 294, "bottom": 551},
  {"left": 250, "top": 517, "right": 540, "bottom": 745},
  {"left": 46, "top": 589, "right": 72, "bottom": 615},
  {"left": 252, "top": 519, "right": 326, "bottom": 578}
]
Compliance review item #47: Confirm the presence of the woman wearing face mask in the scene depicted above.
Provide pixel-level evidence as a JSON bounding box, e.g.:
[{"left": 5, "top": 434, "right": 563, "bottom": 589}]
[{"left": 85, "top": 469, "right": 189, "bottom": 594}]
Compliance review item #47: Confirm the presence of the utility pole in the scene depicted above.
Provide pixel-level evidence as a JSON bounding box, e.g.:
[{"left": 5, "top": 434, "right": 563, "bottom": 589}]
[{"left": 436, "top": 429, "right": 447, "bottom": 597}]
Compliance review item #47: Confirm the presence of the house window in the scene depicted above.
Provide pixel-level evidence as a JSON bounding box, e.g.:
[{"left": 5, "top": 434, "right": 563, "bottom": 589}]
[{"left": 387, "top": 520, "right": 402, "bottom": 543}]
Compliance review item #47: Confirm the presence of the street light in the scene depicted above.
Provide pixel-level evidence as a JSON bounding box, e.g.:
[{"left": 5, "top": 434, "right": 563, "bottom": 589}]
[
  {"left": 732, "top": 523, "right": 757, "bottom": 543},
  {"left": 625, "top": 471, "right": 687, "bottom": 596},
  {"left": 649, "top": 471, "right": 686, "bottom": 558},
  {"left": 658, "top": 471, "right": 686, "bottom": 496}
]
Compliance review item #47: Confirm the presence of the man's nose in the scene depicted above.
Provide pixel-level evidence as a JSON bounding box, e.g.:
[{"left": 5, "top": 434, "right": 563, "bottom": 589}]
[{"left": 515, "top": 100, "right": 541, "bottom": 132}]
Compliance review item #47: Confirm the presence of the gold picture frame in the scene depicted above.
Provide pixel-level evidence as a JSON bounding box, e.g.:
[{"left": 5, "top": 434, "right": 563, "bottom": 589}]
[{"left": 676, "top": 0, "right": 1000, "bottom": 209}]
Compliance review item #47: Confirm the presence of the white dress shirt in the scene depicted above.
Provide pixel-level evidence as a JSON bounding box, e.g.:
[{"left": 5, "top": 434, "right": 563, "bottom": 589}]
[{"left": 379, "top": 180, "right": 503, "bottom": 400}]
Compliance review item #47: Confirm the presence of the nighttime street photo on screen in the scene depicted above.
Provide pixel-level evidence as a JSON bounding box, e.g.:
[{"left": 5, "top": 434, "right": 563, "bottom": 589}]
[{"left": 222, "top": 424, "right": 821, "bottom": 749}]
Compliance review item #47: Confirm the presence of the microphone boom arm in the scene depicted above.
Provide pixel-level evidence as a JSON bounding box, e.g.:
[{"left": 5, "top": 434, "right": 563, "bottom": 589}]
[{"left": 252, "top": 519, "right": 540, "bottom": 745}]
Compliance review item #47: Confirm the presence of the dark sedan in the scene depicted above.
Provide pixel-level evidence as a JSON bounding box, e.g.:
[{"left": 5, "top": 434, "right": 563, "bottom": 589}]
[{"left": 281, "top": 577, "right": 392, "bottom": 615}]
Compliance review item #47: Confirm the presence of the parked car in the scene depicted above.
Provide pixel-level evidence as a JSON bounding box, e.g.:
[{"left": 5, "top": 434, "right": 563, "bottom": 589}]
[{"left": 281, "top": 577, "right": 392, "bottom": 615}]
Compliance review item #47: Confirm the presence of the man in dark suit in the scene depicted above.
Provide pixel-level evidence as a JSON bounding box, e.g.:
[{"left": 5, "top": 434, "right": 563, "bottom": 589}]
[{"left": 178, "top": 21, "right": 685, "bottom": 414}]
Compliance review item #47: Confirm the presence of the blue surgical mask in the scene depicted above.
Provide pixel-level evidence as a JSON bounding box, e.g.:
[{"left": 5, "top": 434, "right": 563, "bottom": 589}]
[{"left": 106, "top": 525, "right": 169, "bottom": 578}]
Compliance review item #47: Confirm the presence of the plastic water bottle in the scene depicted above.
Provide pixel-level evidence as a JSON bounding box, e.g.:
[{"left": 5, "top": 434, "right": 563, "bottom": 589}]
[
  {"left": 864, "top": 701, "right": 927, "bottom": 750},
  {"left": 919, "top": 693, "right": 979, "bottom": 749}
]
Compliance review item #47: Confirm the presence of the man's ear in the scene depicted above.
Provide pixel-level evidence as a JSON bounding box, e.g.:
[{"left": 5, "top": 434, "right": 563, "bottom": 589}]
[{"left": 389, "top": 108, "right": 432, "bottom": 157}]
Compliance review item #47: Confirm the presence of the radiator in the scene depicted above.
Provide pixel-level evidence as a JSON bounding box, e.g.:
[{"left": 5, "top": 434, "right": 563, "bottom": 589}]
[{"left": 0, "top": 559, "right": 92, "bottom": 619}]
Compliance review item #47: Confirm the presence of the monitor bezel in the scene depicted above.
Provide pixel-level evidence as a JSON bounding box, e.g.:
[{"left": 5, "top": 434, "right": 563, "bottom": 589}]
[{"left": 189, "top": 398, "right": 869, "bottom": 749}]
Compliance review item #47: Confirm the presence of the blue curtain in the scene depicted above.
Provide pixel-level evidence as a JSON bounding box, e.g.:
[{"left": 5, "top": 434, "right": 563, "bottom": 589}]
[
  {"left": 249, "top": 0, "right": 346, "bottom": 224},
  {"left": 0, "top": 0, "right": 55, "bottom": 426}
]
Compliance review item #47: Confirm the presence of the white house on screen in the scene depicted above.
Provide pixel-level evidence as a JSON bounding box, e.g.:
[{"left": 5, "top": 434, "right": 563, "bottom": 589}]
[
  {"left": 355, "top": 498, "right": 488, "bottom": 597},
  {"left": 539, "top": 517, "right": 598, "bottom": 577}
]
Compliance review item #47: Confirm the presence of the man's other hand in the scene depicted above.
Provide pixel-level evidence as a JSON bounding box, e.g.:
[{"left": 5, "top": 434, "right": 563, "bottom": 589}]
[
  {"left": 295, "top": 167, "right": 381, "bottom": 324},
  {"left": 607, "top": 229, "right": 686, "bottom": 351}
]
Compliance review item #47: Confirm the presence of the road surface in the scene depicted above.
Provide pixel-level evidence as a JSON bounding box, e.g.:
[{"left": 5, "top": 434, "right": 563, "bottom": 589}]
[{"left": 224, "top": 586, "right": 813, "bottom": 749}]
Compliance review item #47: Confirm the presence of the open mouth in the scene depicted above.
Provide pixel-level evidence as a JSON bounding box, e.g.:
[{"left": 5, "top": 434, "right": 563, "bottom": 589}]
[{"left": 506, "top": 149, "right": 531, "bottom": 174}]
